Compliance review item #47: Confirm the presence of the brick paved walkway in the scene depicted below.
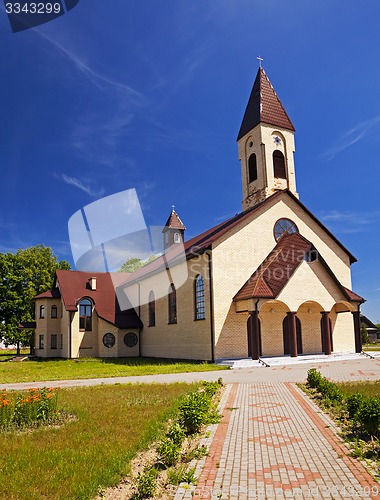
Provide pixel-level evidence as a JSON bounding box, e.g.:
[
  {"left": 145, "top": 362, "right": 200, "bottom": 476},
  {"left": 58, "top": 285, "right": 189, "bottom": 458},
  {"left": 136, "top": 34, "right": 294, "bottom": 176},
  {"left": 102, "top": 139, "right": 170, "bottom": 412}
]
[{"left": 173, "top": 383, "right": 380, "bottom": 499}]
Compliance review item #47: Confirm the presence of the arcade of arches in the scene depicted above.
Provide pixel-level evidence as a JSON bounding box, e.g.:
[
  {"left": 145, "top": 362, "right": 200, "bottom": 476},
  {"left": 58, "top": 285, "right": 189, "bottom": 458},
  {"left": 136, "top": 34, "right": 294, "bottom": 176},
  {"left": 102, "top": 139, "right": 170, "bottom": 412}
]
[{"left": 246, "top": 300, "right": 362, "bottom": 360}]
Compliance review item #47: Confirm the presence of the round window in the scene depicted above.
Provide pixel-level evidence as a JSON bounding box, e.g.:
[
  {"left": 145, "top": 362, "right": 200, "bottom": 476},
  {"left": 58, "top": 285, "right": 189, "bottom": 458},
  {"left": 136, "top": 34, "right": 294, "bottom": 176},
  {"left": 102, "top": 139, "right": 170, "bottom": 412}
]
[
  {"left": 124, "top": 332, "right": 138, "bottom": 347},
  {"left": 274, "top": 218, "right": 298, "bottom": 241},
  {"left": 103, "top": 333, "right": 115, "bottom": 348}
]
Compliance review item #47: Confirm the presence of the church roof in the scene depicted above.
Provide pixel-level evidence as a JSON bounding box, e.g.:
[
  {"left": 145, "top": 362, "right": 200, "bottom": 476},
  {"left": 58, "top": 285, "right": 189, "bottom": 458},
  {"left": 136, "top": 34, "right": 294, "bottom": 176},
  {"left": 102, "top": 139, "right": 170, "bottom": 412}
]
[
  {"left": 237, "top": 67, "right": 295, "bottom": 141},
  {"left": 117, "top": 190, "right": 357, "bottom": 292},
  {"left": 233, "top": 232, "right": 364, "bottom": 303},
  {"left": 164, "top": 209, "right": 186, "bottom": 231},
  {"left": 184, "top": 190, "right": 357, "bottom": 264},
  {"left": 35, "top": 270, "right": 142, "bottom": 329}
]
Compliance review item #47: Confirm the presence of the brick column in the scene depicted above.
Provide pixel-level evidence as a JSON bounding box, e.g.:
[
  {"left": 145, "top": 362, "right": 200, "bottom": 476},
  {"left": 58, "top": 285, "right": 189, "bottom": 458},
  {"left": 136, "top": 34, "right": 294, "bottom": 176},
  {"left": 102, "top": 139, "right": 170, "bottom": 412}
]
[
  {"left": 247, "top": 311, "right": 261, "bottom": 360},
  {"left": 320, "top": 312, "right": 332, "bottom": 355},
  {"left": 352, "top": 310, "right": 362, "bottom": 353},
  {"left": 287, "top": 311, "right": 298, "bottom": 358}
]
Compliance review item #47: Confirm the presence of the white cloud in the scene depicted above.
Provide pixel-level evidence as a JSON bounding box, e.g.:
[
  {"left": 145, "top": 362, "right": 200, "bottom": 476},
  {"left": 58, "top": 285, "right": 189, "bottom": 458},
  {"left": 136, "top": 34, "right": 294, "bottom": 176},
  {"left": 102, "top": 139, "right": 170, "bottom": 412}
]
[
  {"left": 321, "top": 115, "right": 380, "bottom": 160},
  {"left": 319, "top": 209, "right": 380, "bottom": 233},
  {"left": 34, "top": 28, "right": 143, "bottom": 99},
  {"left": 59, "top": 174, "right": 104, "bottom": 198}
]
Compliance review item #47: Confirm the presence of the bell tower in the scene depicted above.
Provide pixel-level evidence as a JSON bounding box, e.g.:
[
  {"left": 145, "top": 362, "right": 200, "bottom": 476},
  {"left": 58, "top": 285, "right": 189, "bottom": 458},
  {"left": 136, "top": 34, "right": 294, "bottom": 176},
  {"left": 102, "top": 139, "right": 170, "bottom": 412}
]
[{"left": 237, "top": 66, "right": 298, "bottom": 211}]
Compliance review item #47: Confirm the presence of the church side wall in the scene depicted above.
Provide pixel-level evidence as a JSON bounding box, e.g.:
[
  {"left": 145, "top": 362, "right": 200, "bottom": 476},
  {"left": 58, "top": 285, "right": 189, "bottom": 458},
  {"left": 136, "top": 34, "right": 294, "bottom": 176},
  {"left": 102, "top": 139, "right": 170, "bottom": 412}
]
[
  {"left": 138, "top": 253, "right": 212, "bottom": 360},
  {"left": 96, "top": 320, "right": 139, "bottom": 358}
]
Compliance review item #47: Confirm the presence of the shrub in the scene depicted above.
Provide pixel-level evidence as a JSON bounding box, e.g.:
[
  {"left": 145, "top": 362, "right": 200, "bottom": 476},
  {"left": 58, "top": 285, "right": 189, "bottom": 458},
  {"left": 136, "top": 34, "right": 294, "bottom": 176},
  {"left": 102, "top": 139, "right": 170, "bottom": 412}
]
[
  {"left": 346, "top": 393, "right": 366, "bottom": 420},
  {"left": 166, "top": 422, "right": 186, "bottom": 446},
  {"left": 357, "top": 397, "right": 380, "bottom": 437},
  {"left": 178, "top": 391, "right": 211, "bottom": 434},
  {"left": 134, "top": 466, "right": 158, "bottom": 499},
  {"left": 307, "top": 369, "right": 343, "bottom": 403},
  {"left": 307, "top": 368, "right": 323, "bottom": 389},
  {"left": 157, "top": 437, "right": 181, "bottom": 467}
]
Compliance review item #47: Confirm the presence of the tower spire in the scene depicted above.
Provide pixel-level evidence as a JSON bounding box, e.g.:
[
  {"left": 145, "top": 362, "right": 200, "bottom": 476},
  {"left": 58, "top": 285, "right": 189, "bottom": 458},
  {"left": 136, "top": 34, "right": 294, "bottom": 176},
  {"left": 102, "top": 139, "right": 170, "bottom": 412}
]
[{"left": 237, "top": 67, "right": 298, "bottom": 210}]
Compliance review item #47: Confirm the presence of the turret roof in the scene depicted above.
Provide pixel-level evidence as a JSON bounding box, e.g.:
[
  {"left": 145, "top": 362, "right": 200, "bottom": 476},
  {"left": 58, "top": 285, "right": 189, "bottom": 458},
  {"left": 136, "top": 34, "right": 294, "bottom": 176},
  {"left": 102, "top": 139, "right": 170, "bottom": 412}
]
[
  {"left": 164, "top": 209, "right": 186, "bottom": 231},
  {"left": 237, "top": 67, "right": 295, "bottom": 140}
]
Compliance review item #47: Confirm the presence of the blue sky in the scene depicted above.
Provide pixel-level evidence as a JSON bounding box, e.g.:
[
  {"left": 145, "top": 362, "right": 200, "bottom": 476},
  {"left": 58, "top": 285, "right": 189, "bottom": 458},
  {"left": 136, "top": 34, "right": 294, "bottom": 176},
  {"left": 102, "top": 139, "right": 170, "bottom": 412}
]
[{"left": 0, "top": 1, "right": 380, "bottom": 321}]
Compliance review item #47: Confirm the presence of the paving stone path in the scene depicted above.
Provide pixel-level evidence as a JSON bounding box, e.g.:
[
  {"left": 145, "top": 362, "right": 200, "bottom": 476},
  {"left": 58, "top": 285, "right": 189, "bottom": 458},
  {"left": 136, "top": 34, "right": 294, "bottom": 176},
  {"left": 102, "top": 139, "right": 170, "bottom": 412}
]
[{"left": 174, "top": 382, "right": 380, "bottom": 499}]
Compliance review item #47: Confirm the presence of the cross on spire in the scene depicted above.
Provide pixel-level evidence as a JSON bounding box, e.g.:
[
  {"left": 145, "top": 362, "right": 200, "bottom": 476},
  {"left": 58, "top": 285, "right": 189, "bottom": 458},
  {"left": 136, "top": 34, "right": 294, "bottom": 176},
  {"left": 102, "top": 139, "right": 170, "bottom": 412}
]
[{"left": 257, "top": 55, "right": 264, "bottom": 68}]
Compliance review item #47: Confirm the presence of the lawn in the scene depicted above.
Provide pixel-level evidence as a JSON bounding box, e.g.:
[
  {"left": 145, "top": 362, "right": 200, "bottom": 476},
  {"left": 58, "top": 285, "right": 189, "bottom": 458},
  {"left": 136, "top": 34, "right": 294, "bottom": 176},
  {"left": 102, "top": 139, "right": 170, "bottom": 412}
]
[
  {"left": 0, "top": 382, "right": 197, "bottom": 499},
  {"left": 363, "top": 344, "right": 380, "bottom": 352},
  {"left": 0, "top": 356, "right": 227, "bottom": 384},
  {"left": 337, "top": 380, "right": 380, "bottom": 398}
]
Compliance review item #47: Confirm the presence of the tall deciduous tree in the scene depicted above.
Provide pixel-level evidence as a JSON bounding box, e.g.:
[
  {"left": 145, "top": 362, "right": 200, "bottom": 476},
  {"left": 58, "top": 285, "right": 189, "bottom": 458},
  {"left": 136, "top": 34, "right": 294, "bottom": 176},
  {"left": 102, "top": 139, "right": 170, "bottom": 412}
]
[{"left": 0, "top": 245, "right": 70, "bottom": 354}]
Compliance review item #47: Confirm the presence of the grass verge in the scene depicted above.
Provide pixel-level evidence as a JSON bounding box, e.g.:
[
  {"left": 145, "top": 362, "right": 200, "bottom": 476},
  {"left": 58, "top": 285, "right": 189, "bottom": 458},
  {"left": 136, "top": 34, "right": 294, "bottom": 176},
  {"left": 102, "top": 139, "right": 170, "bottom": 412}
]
[
  {"left": 0, "top": 382, "right": 197, "bottom": 500},
  {"left": 0, "top": 357, "right": 227, "bottom": 384},
  {"left": 302, "top": 369, "right": 380, "bottom": 481}
]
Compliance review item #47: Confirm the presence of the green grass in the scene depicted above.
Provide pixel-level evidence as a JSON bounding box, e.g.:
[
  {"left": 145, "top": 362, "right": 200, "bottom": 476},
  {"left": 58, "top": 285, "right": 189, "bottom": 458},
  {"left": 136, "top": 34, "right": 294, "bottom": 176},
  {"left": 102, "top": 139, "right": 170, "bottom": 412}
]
[
  {"left": 337, "top": 381, "right": 380, "bottom": 398},
  {"left": 0, "top": 349, "right": 29, "bottom": 362},
  {"left": 0, "top": 357, "right": 227, "bottom": 384},
  {"left": 363, "top": 344, "right": 380, "bottom": 351},
  {"left": 0, "top": 382, "right": 197, "bottom": 500}
]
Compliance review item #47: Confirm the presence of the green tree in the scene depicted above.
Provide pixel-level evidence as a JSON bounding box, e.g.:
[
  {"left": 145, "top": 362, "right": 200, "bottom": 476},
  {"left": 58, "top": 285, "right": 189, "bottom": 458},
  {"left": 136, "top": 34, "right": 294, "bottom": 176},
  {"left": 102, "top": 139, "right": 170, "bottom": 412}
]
[
  {"left": 361, "top": 322, "right": 370, "bottom": 345},
  {"left": 0, "top": 245, "right": 70, "bottom": 355},
  {"left": 118, "top": 256, "right": 157, "bottom": 273}
]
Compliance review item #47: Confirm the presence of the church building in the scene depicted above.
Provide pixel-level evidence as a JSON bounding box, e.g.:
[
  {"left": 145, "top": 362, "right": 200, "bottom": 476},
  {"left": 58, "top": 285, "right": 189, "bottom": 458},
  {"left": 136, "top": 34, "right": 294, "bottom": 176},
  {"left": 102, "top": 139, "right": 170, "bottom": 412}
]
[{"left": 31, "top": 67, "right": 364, "bottom": 360}]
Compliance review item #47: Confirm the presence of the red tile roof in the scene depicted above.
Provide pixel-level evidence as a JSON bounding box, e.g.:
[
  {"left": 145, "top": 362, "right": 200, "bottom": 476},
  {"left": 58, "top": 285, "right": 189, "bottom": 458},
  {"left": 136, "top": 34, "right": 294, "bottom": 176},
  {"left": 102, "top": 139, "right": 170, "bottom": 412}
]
[
  {"left": 35, "top": 271, "right": 142, "bottom": 329},
  {"left": 234, "top": 232, "right": 363, "bottom": 303},
  {"left": 234, "top": 232, "right": 311, "bottom": 301},
  {"left": 34, "top": 288, "right": 61, "bottom": 300},
  {"left": 237, "top": 67, "right": 295, "bottom": 140},
  {"left": 164, "top": 209, "right": 186, "bottom": 231},
  {"left": 19, "top": 321, "right": 37, "bottom": 329}
]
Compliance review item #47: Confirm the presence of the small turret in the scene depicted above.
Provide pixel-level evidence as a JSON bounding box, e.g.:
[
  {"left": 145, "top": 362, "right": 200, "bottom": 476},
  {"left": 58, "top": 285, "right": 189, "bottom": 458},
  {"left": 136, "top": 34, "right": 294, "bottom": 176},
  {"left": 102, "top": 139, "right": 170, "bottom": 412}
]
[{"left": 162, "top": 207, "right": 186, "bottom": 251}]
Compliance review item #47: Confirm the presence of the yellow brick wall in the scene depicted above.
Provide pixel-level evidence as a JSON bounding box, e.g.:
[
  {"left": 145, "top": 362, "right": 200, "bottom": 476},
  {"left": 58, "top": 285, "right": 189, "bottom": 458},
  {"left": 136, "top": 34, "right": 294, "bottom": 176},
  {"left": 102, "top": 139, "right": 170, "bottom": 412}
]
[
  {"left": 238, "top": 125, "right": 297, "bottom": 210},
  {"left": 138, "top": 253, "right": 213, "bottom": 360},
  {"left": 297, "top": 302, "right": 323, "bottom": 354},
  {"left": 277, "top": 260, "right": 345, "bottom": 311},
  {"left": 96, "top": 320, "right": 139, "bottom": 358},
  {"left": 330, "top": 307, "right": 356, "bottom": 352},
  {"left": 34, "top": 299, "right": 64, "bottom": 358},
  {"left": 259, "top": 302, "right": 288, "bottom": 357}
]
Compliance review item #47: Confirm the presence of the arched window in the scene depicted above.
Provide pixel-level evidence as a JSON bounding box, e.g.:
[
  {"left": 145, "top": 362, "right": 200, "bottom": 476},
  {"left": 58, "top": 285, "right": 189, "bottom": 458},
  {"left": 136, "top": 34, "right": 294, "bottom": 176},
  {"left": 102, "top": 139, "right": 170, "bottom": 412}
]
[
  {"left": 148, "top": 291, "right": 155, "bottom": 326},
  {"left": 51, "top": 305, "right": 58, "bottom": 319},
  {"left": 79, "top": 299, "right": 92, "bottom": 331},
  {"left": 194, "top": 275, "right": 205, "bottom": 320},
  {"left": 168, "top": 283, "right": 177, "bottom": 324},
  {"left": 174, "top": 232, "right": 181, "bottom": 244},
  {"left": 273, "top": 150, "right": 286, "bottom": 179},
  {"left": 39, "top": 305, "right": 45, "bottom": 319},
  {"left": 248, "top": 153, "right": 257, "bottom": 183}
]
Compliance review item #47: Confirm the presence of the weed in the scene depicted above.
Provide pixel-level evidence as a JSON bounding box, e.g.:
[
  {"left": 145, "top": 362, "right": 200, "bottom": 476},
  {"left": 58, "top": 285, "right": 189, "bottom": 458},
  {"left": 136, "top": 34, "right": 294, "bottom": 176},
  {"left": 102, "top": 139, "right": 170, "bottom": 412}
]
[
  {"left": 133, "top": 466, "right": 159, "bottom": 499},
  {"left": 167, "top": 465, "right": 197, "bottom": 486},
  {"left": 157, "top": 437, "right": 181, "bottom": 467}
]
